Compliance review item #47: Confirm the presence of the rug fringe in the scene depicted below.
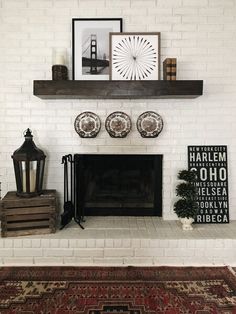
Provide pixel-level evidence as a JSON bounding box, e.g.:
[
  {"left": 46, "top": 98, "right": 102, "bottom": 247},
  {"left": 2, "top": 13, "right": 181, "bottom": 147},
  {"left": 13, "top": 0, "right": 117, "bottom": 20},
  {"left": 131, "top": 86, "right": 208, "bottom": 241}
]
[{"left": 228, "top": 266, "right": 236, "bottom": 277}]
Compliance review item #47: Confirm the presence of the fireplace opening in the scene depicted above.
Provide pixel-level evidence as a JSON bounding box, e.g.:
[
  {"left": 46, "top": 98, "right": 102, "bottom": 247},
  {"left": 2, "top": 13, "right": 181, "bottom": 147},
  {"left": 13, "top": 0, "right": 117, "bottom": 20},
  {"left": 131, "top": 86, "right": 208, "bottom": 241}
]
[{"left": 74, "top": 154, "right": 162, "bottom": 217}]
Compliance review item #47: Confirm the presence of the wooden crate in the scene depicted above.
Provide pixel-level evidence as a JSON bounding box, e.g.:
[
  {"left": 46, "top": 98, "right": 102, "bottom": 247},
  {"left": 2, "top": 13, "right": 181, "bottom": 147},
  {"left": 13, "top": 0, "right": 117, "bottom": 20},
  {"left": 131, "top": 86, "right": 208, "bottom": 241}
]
[{"left": 0, "top": 190, "right": 58, "bottom": 237}]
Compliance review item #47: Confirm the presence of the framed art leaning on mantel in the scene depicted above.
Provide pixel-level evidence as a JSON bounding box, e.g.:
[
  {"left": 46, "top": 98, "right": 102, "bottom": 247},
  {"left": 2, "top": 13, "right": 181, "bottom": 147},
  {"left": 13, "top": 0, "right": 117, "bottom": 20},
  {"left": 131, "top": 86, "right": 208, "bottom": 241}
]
[
  {"left": 72, "top": 18, "right": 122, "bottom": 80},
  {"left": 109, "top": 32, "right": 161, "bottom": 80}
]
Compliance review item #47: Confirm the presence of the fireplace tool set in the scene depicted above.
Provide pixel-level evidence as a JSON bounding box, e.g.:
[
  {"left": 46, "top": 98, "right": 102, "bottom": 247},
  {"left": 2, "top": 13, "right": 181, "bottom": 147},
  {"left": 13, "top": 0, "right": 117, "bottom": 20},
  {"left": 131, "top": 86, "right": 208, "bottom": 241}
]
[{"left": 61, "top": 154, "right": 84, "bottom": 229}]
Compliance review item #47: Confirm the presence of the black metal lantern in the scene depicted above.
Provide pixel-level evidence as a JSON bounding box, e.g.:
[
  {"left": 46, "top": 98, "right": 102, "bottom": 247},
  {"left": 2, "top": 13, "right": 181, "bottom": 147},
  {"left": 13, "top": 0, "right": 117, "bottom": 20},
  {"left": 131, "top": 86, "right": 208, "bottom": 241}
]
[{"left": 12, "top": 129, "right": 46, "bottom": 197}]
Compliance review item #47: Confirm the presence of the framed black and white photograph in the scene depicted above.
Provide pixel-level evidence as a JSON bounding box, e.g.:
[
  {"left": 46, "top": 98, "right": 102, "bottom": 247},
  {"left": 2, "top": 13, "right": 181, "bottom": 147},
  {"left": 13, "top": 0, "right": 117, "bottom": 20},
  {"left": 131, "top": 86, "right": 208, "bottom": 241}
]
[
  {"left": 72, "top": 18, "right": 122, "bottom": 80},
  {"left": 110, "top": 32, "right": 161, "bottom": 80}
]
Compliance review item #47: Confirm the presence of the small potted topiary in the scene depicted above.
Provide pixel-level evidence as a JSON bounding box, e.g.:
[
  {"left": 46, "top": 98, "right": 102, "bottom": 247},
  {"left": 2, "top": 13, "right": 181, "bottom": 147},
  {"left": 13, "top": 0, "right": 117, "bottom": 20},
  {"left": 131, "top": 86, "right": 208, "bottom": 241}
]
[{"left": 174, "top": 169, "right": 198, "bottom": 230}]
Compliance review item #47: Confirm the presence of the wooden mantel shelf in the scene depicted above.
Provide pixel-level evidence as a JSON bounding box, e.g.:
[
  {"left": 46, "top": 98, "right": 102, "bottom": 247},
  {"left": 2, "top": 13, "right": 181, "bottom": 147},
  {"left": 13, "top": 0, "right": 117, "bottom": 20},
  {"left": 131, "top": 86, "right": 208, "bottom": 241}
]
[{"left": 33, "top": 80, "right": 203, "bottom": 99}]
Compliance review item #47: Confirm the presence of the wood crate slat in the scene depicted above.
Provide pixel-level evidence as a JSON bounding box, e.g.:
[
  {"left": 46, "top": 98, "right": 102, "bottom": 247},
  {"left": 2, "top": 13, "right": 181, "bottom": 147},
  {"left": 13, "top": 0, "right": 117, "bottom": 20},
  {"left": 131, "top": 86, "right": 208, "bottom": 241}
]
[
  {"left": 3, "top": 206, "right": 55, "bottom": 215},
  {"left": 7, "top": 220, "right": 50, "bottom": 229},
  {"left": 0, "top": 190, "right": 57, "bottom": 237},
  {"left": 0, "top": 190, "right": 57, "bottom": 210},
  {"left": 6, "top": 213, "right": 53, "bottom": 222}
]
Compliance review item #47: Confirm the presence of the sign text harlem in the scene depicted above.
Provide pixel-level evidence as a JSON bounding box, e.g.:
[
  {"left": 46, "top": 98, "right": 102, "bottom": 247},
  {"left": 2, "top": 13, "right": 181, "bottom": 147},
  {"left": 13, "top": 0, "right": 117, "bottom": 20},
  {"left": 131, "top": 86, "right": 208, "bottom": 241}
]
[{"left": 188, "top": 146, "right": 229, "bottom": 223}]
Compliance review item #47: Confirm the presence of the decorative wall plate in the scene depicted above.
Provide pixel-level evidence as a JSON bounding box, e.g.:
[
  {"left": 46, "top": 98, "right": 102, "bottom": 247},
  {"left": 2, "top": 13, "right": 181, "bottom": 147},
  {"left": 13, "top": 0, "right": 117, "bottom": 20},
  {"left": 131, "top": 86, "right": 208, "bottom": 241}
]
[
  {"left": 74, "top": 112, "right": 101, "bottom": 138},
  {"left": 110, "top": 32, "right": 160, "bottom": 80},
  {"left": 137, "top": 111, "right": 163, "bottom": 138},
  {"left": 105, "top": 112, "right": 132, "bottom": 138}
]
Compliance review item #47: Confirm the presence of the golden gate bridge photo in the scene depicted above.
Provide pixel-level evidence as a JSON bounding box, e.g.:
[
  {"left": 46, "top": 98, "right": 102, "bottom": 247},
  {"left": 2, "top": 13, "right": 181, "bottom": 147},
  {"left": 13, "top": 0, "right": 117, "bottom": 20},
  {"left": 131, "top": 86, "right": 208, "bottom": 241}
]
[{"left": 82, "top": 33, "right": 109, "bottom": 75}]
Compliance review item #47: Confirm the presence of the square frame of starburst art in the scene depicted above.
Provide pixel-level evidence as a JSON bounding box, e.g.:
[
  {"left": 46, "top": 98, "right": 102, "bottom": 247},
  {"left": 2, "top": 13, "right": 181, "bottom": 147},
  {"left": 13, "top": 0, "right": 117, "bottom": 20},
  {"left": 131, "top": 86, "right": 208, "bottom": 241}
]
[{"left": 109, "top": 32, "right": 161, "bottom": 80}]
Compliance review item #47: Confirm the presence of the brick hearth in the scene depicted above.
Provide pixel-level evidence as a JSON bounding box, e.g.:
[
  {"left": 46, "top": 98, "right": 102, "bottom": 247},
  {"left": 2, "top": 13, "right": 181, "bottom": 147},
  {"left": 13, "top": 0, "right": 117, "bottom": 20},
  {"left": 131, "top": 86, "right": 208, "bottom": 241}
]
[{"left": 0, "top": 217, "right": 236, "bottom": 266}]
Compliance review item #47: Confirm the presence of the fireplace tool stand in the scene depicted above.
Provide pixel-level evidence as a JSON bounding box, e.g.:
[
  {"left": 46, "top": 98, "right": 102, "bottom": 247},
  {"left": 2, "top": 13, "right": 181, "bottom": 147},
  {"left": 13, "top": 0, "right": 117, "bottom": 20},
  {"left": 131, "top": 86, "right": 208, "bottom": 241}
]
[{"left": 60, "top": 154, "right": 84, "bottom": 230}]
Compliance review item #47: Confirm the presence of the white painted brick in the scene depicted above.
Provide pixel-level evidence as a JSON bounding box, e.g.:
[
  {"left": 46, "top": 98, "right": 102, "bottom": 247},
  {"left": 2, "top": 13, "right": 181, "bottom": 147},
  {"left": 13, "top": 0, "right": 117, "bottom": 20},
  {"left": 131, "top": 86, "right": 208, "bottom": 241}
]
[
  {"left": 41, "top": 239, "right": 50, "bottom": 248},
  {"left": 183, "top": 257, "right": 213, "bottom": 266},
  {"left": 28, "top": 1, "right": 53, "bottom": 9},
  {"left": 140, "top": 239, "right": 150, "bottom": 248},
  {"left": 150, "top": 240, "right": 160, "bottom": 248},
  {"left": 34, "top": 257, "right": 64, "bottom": 265},
  {"left": 96, "top": 239, "right": 105, "bottom": 248},
  {"left": 124, "top": 258, "right": 153, "bottom": 265},
  {"left": 2, "top": 0, "right": 27, "bottom": 8},
  {"left": 212, "top": 258, "right": 225, "bottom": 266},
  {"left": 92, "top": 258, "right": 123, "bottom": 266},
  {"left": 135, "top": 248, "right": 164, "bottom": 257},
  {"left": 186, "top": 240, "right": 196, "bottom": 248},
  {"left": 113, "top": 239, "right": 122, "bottom": 248},
  {"left": 183, "top": 0, "right": 207, "bottom": 6},
  {"left": 74, "top": 249, "right": 103, "bottom": 257},
  {"left": 13, "top": 239, "right": 23, "bottom": 248},
  {"left": 159, "top": 240, "right": 169, "bottom": 248},
  {"left": 210, "top": 248, "right": 236, "bottom": 258},
  {"left": 224, "top": 239, "right": 233, "bottom": 248},
  {"left": 130, "top": 15, "right": 156, "bottom": 24},
  {"left": 59, "top": 239, "right": 69, "bottom": 248},
  {"left": 154, "top": 257, "right": 184, "bottom": 265},
  {"left": 87, "top": 239, "right": 96, "bottom": 248},
  {"left": 122, "top": 239, "right": 132, "bottom": 248},
  {"left": 173, "top": 24, "right": 197, "bottom": 31},
  {"left": 69, "top": 239, "right": 78, "bottom": 248},
  {"left": 3, "top": 239, "right": 13, "bottom": 248},
  {"left": 14, "top": 249, "right": 43, "bottom": 257},
  {"left": 0, "top": 249, "right": 13, "bottom": 257},
  {"left": 104, "top": 249, "right": 134, "bottom": 257},
  {"left": 158, "top": 0, "right": 182, "bottom": 6},
  {"left": 131, "top": 239, "right": 141, "bottom": 248},
  {"left": 22, "top": 239, "right": 32, "bottom": 248},
  {"left": 44, "top": 249, "right": 73, "bottom": 257},
  {"left": 63, "top": 257, "right": 93, "bottom": 265},
  {"left": 54, "top": 0, "right": 78, "bottom": 8},
  {"left": 165, "top": 248, "right": 195, "bottom": 257},
  {"left": 168, "top": 240, "right": 179, "bottom": 248},
  {"left": 4, "top": 257, "right": 34, "bottom": 265},
  {"left": 107, "top": 0, "right": 130, "bottom": 7},
  {"left": 174, "top": 8, "right": 198, "bottom": 15},
  {"left": 32, "top": 239, "right": 41, "bottom": 248},
  {"left": 105, "top": 239, "right": 113, "bottom": 248}
]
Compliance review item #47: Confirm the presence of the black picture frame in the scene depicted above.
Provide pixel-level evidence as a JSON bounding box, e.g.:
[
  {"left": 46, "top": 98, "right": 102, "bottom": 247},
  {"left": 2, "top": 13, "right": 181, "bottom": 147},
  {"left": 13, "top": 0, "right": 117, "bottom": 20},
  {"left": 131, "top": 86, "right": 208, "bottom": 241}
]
[
  {"left": 109, "top": 32, "right": 161, "bottom": 80},
  {"left": 72, "top": 18, "right": 123, "bottom": 80},
  {"left": 188, "top": 145, "right": 229, "bottom": 224}
]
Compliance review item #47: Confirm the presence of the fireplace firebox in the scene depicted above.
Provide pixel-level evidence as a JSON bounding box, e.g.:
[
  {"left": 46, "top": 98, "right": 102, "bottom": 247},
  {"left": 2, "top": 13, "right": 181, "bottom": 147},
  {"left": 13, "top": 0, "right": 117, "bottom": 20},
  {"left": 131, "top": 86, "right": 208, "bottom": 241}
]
[{"left": 74, "top": 154, "right": 162, "bottom": 217}]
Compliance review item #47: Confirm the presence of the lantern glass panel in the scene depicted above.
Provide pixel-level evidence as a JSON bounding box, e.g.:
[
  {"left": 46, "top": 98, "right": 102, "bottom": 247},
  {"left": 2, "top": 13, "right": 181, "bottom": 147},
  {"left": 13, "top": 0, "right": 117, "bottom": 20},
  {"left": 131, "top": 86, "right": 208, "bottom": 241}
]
[
  {"left": 22, "top": 160, "right": 37, "bottom": 193},
  {"left": 38, "top": 159, "right": 45, "bottom": 190},
  {"left": 18, "top": 161, "right": 23, "bottom": 191}
]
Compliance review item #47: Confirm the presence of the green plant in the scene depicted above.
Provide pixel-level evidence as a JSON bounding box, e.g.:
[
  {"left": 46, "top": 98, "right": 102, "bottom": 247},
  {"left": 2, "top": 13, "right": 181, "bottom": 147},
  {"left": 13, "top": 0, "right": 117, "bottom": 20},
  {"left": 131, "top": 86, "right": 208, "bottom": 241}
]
[{"left": 173, "top": 169, "right": 198, "bottom": 219}]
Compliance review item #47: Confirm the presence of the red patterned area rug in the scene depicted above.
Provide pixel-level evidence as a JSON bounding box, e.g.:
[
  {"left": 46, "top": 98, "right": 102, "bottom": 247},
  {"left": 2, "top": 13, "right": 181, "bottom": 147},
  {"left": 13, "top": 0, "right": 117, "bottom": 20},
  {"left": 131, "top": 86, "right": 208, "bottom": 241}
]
[{"left": 0, "top": 266, "right": 236, "bottom": 313}]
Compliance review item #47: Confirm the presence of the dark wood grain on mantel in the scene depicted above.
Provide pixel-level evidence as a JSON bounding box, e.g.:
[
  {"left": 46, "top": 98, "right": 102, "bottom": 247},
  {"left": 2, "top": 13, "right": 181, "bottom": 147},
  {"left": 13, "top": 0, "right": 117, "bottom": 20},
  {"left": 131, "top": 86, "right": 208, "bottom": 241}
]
[{"left": 33, "top": 80, "right": 203, "bottom": 99}]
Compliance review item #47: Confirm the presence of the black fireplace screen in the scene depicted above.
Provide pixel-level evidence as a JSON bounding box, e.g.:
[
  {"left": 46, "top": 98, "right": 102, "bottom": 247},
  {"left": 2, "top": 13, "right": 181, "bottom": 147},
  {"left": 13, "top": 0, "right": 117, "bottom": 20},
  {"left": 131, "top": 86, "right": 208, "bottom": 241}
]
[{"left": 74, "top": 154, "right": 162, "bottom": 217}]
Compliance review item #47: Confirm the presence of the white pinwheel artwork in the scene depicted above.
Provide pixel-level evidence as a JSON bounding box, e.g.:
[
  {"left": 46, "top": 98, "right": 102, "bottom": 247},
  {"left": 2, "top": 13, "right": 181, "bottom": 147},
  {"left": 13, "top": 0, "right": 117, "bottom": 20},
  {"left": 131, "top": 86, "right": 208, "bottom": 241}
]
[{"left": 110, "top": 32, "right": 160, "bottom": 80}]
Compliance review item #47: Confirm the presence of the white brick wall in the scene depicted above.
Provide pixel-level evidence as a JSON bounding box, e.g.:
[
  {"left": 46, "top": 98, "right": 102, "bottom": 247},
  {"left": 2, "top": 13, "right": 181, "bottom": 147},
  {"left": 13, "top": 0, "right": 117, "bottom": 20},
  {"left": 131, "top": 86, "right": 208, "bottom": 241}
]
[{"left": 0, "top": 0, "right": 236, "bottom": 221}]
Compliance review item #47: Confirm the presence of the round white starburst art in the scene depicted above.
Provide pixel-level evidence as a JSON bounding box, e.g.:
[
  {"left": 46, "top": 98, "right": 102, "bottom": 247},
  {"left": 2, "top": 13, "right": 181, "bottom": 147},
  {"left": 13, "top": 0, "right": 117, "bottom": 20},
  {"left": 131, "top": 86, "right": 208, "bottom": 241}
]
[{"left": 111, "top": 34, "right": 159, "bottom": 80}]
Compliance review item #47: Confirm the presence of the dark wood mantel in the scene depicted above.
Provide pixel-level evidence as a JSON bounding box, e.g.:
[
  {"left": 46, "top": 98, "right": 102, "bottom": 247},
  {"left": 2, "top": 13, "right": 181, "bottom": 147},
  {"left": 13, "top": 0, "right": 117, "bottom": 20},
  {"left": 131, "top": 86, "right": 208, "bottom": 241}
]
[{"left": 33, "top": 80, "right": 203, "bottom": 99}]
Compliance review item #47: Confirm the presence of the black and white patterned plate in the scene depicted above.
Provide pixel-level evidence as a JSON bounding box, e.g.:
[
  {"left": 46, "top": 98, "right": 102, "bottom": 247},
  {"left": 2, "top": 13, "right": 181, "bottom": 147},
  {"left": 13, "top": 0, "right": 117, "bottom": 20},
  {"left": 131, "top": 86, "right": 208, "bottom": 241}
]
[
  {"left": 105, "top": 112, "right": 132, "bottom": 138},
  {"left": 74, "top": 112, "right": 101, "bottom": 138},
  {"left": 136, "top": 111, "right": 163, "bottom": 138}
]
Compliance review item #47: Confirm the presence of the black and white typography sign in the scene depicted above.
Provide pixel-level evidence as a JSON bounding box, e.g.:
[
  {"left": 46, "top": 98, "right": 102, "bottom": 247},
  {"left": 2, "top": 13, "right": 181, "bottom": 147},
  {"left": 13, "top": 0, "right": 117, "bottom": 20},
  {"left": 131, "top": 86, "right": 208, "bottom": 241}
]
[{"left": 188, "top": 146, "right": 229, "bottom": 223}]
